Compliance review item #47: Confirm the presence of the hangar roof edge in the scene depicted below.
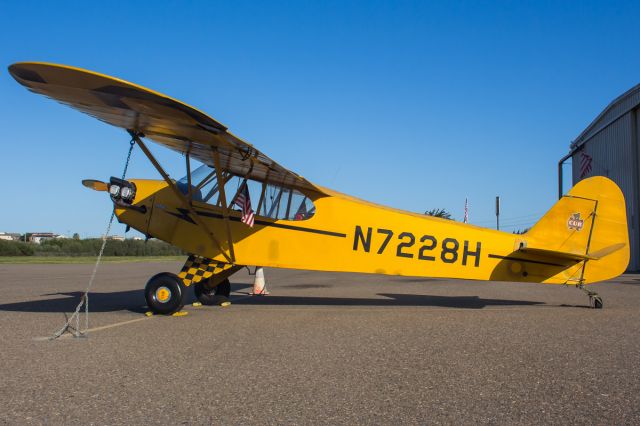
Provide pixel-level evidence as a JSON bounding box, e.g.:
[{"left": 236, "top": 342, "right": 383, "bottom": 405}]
[{"left": 571, "top": 82, "right": 640, "bottom": 150}]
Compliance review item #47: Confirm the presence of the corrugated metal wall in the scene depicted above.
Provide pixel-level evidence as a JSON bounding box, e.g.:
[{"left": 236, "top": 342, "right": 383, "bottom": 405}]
[{"left": 572, "top": 109, "right": 639, "bottom": 271}]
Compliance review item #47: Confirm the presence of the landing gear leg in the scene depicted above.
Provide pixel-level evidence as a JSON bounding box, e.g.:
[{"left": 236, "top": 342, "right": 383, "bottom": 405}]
[
  {"left": 194, "top": 278, "right": 231, "bottom": 306},
  {"left": 177, "top": 255, "right": 242, "bottom": 307},
  {"left": 578, "top": 283, "right": 603, "bottom": 309}
]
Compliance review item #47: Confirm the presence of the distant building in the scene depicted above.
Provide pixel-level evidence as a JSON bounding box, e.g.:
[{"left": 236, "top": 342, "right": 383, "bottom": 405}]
[
  {"left": 0, "top": 232, "right": 21, "bottom": 241},
  {"left": 106, "top": 235, "right": 125, "bottom": 241},
  {"left": 559, "top": 83, "right": 640, "bottom": 271},
  {"left": 27, "top": 233, "right": 65, "bottom": 244}
]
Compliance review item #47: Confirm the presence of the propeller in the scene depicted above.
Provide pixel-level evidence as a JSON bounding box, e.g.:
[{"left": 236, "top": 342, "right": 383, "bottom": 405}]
[{"left": 82, "top": 179, "right": 108, "bottom": 192}]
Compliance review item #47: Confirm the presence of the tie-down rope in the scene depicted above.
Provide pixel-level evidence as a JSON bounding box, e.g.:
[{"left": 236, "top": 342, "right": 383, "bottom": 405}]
[{"left": 49, "top": 139, "right": 136, "bottom": 340}]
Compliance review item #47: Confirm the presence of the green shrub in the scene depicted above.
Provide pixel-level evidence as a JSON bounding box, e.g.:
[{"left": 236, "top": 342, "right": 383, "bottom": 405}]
[
  {"left": 0, "top": 238, "right": 184, "bottom": 257},
  {"left": 0, "top": 240, "right": 35, "bottom": 256}
]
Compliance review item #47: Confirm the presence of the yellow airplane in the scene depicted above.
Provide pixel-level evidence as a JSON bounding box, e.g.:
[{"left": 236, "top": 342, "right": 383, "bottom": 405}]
[{"left": 9, "top": 62, "right": 630, "bottom": 314}]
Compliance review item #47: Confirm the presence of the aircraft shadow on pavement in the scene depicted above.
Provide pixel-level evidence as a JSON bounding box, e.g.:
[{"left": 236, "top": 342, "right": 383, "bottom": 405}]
[
  {"left": 233, "top": 293, "right": 544, "bottom": 309},
  {"left": 0, "top": 284, "right": 255, "bottom": 314},
  {"left": 0, "top": 285, "right": 545, "bottom": 313},
  {"left": 0, "top": 290, "right": 149, "bottom": 314}
]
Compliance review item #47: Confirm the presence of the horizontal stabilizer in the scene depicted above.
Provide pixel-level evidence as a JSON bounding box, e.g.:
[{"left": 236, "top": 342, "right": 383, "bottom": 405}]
[{"left": 518, "top": 247, "right": 598, "bottom": 262}]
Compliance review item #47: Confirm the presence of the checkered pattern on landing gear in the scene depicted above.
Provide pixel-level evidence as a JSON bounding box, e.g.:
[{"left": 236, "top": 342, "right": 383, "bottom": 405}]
[{"left": 178, "top": 255, "right": 234, "bottom": 287}]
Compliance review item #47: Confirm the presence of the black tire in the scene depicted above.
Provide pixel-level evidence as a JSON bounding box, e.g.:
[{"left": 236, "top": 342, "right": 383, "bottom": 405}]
[
  {"left": 194, "top": 278, "right": 231, "bottom": 305},
  {"left": 215, "top": 278, "right": 231, "bottom": 297},
  {"left": 593, "top": 296, "right": 603, "bottom": 309},
  {"left": 145, "top": 272, "right": 185, "bottom": 315}
]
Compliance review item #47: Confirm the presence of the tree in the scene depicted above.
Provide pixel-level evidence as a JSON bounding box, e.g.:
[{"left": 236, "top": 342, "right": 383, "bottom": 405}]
[
  {"left": 72, "top": 233, "right": 80, "bottom": 240},
  {"left": 424, "top": 208, "right": 453, "bottom": 220}
]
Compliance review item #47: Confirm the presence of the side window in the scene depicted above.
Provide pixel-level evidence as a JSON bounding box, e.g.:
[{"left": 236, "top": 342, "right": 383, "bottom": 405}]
[
  {"left": 292, "top": 195, "right": 315, "bottom": 220},
  {"left": 179, "top": 165, "right": 316, "bottom": 221},
  {"left": 178, "top": 164, "right": 219, "bottom": 204},
  {"left": 257, "top": 186, "right": 314, "bottom": 220},
  {"left": 261, "top": 185, "right": 284, "bottom": 218},
  {"left": 198, "top": 173, "right": 220, "bottom": 204},
  {"left": 228, "top": 178, "right": 261, "bottom": 213},
  {"left": 181, "top": 166, "right": 240, "bottom": 208},
  {"left": 276, "top": 188, "right": 292, "bottom": 219}
]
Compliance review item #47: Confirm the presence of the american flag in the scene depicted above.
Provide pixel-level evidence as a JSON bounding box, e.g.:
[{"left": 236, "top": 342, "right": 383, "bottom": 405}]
[
  {"left": 234, "top": 183, "right": 255, "bottom": 227},
  {"left": 463, "top": 198, "right": 468, "bottom": 224},
  {"left": 294, "top": 199, "right": 308, "bottom": 220},
  {"left": 580, "top": 152, "right": 592, "bottom": 178}
]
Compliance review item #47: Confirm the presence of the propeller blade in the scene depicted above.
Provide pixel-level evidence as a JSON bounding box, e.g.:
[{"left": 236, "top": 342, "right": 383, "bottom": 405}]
[{"left": 82, "top": 179, "right": 108, "bottom": 192}]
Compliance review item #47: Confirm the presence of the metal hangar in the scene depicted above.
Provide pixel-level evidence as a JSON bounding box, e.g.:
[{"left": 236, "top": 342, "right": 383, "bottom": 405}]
[{"left": 559, "top": 83, "right": 640, "bottom": 271}]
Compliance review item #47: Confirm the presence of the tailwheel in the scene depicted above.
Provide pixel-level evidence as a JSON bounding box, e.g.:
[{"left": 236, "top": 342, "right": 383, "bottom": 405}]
[
  {"left": 579, "top": 284, "right": 603, "bottom": 309},
  {"left": 145, "top": 272, "right": 186, "bottom": 315},
  {"left": 194, "top": 278, "right": 231, "bottom": 306},
  {"left": 590, "top": 294, "right": 603, "bottom": 309}
]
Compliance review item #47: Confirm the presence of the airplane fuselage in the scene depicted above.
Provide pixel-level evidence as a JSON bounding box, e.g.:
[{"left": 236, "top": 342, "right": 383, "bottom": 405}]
[{"left": 115, "top": 178, "right": 606, "bottom": 285}]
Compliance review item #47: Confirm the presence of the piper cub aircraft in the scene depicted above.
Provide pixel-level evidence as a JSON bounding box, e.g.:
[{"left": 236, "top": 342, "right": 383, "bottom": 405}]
[{"left": 10, "top": 62, "right": 629, "bottom": 313}]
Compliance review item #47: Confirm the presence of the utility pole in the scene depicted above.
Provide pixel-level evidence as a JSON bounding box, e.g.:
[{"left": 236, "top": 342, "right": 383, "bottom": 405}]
[{"left": 495, "top": 196, "right": 500, "bottom": 230}]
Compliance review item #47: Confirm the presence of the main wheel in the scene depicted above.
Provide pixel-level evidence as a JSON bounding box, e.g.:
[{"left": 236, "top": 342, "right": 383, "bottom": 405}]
[
  {"left": 145, "top": 272, "right": 186, "bottom": 315},
  {"left": 194, "top": 278, "right": 231, "bottom": 305},
  {"left": 215, "top": 278, "right": 231, "bottom": 298}
]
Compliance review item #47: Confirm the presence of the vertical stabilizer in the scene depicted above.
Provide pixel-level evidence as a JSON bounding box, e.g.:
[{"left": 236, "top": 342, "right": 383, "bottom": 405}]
[{"left": 524, "top": 176, "right": 629, "bottom": 283}]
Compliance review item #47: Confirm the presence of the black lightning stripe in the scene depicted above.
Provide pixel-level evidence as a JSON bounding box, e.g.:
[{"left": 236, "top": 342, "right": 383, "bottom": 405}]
[{"left": 167, "top": 208, "right": 196, "bottom": 224}]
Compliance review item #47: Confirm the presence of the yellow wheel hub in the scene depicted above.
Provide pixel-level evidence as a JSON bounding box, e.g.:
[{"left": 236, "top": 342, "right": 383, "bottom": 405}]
[{"left": 155, "top": 286, "right": 171, "bottom": 303}]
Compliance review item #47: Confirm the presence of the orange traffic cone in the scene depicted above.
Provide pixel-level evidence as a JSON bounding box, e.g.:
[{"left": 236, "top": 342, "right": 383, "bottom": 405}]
[{"left": 250, "top": 267, "right": 269, "bottom": 295}]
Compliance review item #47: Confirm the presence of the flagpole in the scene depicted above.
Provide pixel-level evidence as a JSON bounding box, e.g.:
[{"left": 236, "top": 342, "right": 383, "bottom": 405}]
[{"left": 463, "top": 197, "right": 468, "bottom": 224}]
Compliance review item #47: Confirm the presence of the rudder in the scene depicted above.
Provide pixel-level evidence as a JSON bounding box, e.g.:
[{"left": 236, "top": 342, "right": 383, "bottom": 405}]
[{"left": 524, "top": 176, "right": 629, "bottom": 284}]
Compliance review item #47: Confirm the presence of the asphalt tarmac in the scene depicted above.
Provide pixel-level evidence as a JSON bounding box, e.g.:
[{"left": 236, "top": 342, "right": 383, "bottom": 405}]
[{"left": 0, "top": 261, "right": 639, "bottom": 424}]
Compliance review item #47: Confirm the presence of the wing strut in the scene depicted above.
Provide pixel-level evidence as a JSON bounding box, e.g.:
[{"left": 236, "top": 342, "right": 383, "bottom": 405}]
[
  {"left": 128, "top": 131, "right": 234, "bottom": 264},
  {"left": 212, "top": 148, "right": 236, "bottom": 263},
  {"left": 185, "top": 144, "right": 193, "bottom": 201}
]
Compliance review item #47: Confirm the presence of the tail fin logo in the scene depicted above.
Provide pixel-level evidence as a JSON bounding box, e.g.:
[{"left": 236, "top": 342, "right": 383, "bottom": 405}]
[{"left": 568, "top": 213, "right": 584, "bottom": 231}]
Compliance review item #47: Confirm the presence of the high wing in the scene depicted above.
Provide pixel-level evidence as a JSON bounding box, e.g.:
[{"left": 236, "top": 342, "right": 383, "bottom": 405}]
[{"left": 8, "top": 62, "right": 325, "bottom": 195}]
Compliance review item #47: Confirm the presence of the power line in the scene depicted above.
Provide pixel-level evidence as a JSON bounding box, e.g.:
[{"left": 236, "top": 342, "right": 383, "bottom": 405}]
[{"left": 471, "top": 211, "right": 545, "bottom": 226}]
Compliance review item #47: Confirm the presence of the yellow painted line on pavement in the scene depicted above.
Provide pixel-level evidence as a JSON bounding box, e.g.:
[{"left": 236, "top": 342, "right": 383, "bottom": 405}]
[
  {"left": 34, "top": 294, "right": 255, "bottom": 340},
  {"left": 34, "top": 316, "right": 152, "bottom": 340}
]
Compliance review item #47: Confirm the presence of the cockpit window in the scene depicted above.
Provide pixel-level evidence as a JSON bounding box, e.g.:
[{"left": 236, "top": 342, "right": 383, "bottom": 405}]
[
  {"left": 178, "top": 164, "right": 315, "bottom": 221},
  {"left": 257, "top": 184, "right": 315, "bottom": 220}
]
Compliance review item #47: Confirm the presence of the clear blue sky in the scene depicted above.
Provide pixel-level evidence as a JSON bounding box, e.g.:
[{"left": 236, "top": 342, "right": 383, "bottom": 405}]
[{"left": 1, "top": 1, "right": 639, "bottom": 237}]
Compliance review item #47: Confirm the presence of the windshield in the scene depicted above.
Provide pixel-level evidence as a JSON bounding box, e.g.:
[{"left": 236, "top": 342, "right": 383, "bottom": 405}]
[{"left": 178, "top": 164, "right": 216, "bottom": 190}]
